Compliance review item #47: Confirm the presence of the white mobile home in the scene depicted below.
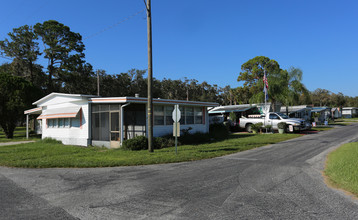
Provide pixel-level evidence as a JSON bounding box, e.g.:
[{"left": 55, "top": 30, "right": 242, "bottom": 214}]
[
  {"left": 342, "top": 107, "right": 358, "bottom": 118},
  {"left": 24, "top": 93, "right": 218, "bottom": 148}
]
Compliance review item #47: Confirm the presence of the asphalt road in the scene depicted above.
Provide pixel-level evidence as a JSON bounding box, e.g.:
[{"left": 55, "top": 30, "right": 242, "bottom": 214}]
[{"left": 1, "top": 123, "right": 358, "bottom": 219}]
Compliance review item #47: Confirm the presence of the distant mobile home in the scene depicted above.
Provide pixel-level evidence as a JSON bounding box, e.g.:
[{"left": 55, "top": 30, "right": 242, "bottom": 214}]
[
  {"left": 311, "top": 107, "right": 331, "bottom": 123},
  {"left": 208, "top": 104, "right": 258, "bottom": 124},
  {"left": 24, "top": 93, "right": 218, "bottom": 148},
  {"left": 279, "top": 105, "right": 312, "bottom": 122},
  {"left": 331, "top": 107, "right": 342, "bottom": 119},
  {"left": 342, "top": 107, "right": 358, "bottom": 118}
]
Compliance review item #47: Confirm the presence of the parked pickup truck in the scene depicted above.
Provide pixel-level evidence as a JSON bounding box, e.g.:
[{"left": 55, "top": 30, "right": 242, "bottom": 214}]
[{"left": 239, "top": 112, "right": 310, "bottom": 132}]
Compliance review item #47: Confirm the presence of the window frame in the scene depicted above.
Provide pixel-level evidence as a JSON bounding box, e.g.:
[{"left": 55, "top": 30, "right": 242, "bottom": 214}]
[
  {"left": 154, "top": 105, "right": 165, "bottom": 125},
  {"left": 153, "top": 105, "right": 204, "bottom": 126}
]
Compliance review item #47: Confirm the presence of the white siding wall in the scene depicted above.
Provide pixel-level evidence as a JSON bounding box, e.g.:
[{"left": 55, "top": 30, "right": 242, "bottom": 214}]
[{"left": 41, "top": 99, "right": 89, "bottom": 146}]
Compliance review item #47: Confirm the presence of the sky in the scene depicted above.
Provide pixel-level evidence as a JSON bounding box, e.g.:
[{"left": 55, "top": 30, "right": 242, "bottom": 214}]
[{"left": 0, "top": 0, "right": 357, "bottom": 97}]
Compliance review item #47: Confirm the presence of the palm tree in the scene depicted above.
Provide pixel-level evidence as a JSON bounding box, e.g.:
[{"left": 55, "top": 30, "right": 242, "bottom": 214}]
[{"left": 276, "top": 67, "right": 310, "bottom": 115}]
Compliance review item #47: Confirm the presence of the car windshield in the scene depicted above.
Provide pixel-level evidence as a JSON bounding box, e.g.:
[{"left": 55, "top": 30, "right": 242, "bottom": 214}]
[{"left": 276, "top": 112, "right": 289, "bottom": 119}]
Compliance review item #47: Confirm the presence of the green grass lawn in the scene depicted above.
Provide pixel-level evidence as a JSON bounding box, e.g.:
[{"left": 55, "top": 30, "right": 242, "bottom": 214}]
[
  {"left": 325, "top": 142, "right": 358, "bottom": 196},
  {"left": 0, "top": 133, "right": 301, "bottom": 168},
  {"left": 310, "top": 126, "right": 334, "bottom": 132},
  {"left": 333, "top": 118, "right": 358, "bottom": 125},
  {"left": 0, "top": 127, "right": 40, "bottom": 143},
  {"left": 339, "top": 117, "right": 358, "bottom": 122}
]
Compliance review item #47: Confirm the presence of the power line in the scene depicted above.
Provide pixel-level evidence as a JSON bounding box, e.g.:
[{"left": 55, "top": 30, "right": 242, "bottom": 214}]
[{"left": 84, "top": 8, "right": 146, "bottom": 40}]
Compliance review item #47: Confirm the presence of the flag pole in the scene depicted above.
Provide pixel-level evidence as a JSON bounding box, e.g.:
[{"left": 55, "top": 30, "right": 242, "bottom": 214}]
[{"left": 263, "top": 68, "right": 270, "bottom": 132}]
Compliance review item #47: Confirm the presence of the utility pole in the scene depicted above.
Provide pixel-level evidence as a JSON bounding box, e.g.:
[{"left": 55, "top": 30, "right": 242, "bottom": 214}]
[
  {"left": 97, "top": 70, "right": 100, "bottom": 96},
  {"left": 145, "top": 0, "right": 154, "bottom": 152}
]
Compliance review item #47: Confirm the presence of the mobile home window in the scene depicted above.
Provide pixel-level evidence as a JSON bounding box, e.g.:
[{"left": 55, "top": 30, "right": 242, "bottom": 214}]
[
  {"left": 194, "top": 107, "right": 203, "bottom": 124},
  {"left": 71, "top": 117, "right": 80, "bottom": 128},
  {"left": 154, "top": 105, "right": 164, "bottom": 125},
  {"left": 53, "top": 119, "right": 58, "bottom": 127},
  {"left": 64, "top": 118, "right": 70, "bottom": 128},
  {"left": 185, "top": 107, "right": 194, "bottom": 124},
  {"left": 153, "top": 105, "right": 204, "bottom": 126},
  {"left": 58, "top": 118, "right": 64, "bottom": 128},
  {"left": 179, "top": 106, "right": 185, "bottom": 125},
  {"left": 48, "top": 119, "right": 53, "bottom": 128},
  {"left": 165, "top": 106, "right": 174, "bottom": 125}
]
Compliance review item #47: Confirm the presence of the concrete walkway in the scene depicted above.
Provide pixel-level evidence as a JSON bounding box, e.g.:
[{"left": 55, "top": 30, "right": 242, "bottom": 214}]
[{"left": 0, "top": 141, "right": 35, "bottom": 146}]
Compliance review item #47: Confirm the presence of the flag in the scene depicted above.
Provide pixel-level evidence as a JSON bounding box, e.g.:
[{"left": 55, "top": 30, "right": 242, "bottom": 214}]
[
  {"left": 263, "top": 71, "right": 269, "bottom": 101},
  {"left": 263, "top": 72, "right": 269, "bottom": 90}
]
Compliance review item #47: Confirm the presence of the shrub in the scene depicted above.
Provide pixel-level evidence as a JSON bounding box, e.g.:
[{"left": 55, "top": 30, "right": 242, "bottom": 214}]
[
  {"left": 179, "top": 132, "right": 211, "bottom": 145},
  {"left": 229, "top": 112, "right": 237, "bottom": 122},
  {"left": 209, "top": 123, "right": 229, "bottom": 140},
  {"left": 265, "top": 124, "right": 272, "bottom": 132},
  {"left": 122, "top": 123, "right": 231, "bottom": 150},
  {"left": 123, "top": 135, "right": 177, "bottom": 150},
  {"left": 251, "top": 122, "right": 263, "bottom": 133},
  {"left": 153, "top": 137, "right": 175, "bottom": 149},
  {"left": 181, "top": 127, "right": 193, "bottom": 136},
  {"left": 122, "top": 136, "right": 148, "bottom": 151},
  {"left": 277, "top": 122, "right": 287, "bottom": 129}
]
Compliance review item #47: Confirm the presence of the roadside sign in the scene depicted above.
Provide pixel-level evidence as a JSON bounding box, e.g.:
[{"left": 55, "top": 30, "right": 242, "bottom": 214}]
[
  {"left": 172, "top": 105, "right": 181, "bottom": 122},
  {"left": 173, "top": 122, "right": 180, "bottom": 137},
  {"left": 172, "top": 104, "right": 180, "bottom": 154}
]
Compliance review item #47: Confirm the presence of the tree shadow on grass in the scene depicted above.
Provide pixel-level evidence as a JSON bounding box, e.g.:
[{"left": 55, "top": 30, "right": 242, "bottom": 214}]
[{"left": 227, "top": 134, "right": 255, "bottom": 139}]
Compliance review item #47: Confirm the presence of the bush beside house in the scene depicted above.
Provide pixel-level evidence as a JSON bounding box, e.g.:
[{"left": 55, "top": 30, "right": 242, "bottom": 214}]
[{"left": 122, "top": 123, "right": 230, "bottom": 151}]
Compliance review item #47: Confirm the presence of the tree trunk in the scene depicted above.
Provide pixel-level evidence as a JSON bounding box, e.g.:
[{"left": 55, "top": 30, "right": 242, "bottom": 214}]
[
  {"left": 286, "top": 106, "right": 289, "bottom": 116},
  {"left": 29, "top": 60, "right": 34, "bottom": 84},
  {"left": 1, "top": 123, "right": 15, "bottom": 139},
  {"left": 47, "top": 57, "right": 55, "bottom": 92}
]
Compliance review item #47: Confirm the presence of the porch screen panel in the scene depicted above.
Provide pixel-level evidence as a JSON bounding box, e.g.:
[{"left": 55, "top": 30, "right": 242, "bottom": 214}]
[
  {"left": 91, "top": 105, "right": 110, "bottom": 141},
  {"left": 99, "top": 112, "right": 109, "bottom": 141},
  {"left": 92, "top": 113, "right": 100, "bottom": 140},
  {"left": 111, "top": 112, "right": 120, "bottom": 131},
  {"left": 123, "top": 104, "right": 146, "bottom": 140}
]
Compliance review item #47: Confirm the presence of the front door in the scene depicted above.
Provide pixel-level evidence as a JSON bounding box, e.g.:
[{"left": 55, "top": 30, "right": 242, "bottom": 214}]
[{"left": 110, "top": 112, "right": 120, "bottom": 148}]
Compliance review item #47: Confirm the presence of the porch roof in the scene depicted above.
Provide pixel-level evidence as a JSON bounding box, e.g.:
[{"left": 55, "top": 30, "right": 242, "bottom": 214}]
[
  {"left": 24, "top": 107, "right": 42, "bottom": 115},
  {"left": 279, "top": 105, "right": 312, "bottom": 113},
  {"left": 311, "top": 107, "right": 330, "bottom": 113},
  {"left": 208, "top": 104, "right": 256, "bottom": 114}
]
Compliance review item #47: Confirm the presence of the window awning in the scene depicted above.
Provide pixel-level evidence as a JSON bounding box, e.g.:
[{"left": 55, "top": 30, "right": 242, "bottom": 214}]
[{"left": 37, "top": 107, "right": 82, "bottom": 119}]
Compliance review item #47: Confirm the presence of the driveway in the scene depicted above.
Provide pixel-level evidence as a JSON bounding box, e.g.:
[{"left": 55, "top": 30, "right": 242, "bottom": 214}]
[{"left": 1, "top": 123, "right": 358, "bottom": 219}]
